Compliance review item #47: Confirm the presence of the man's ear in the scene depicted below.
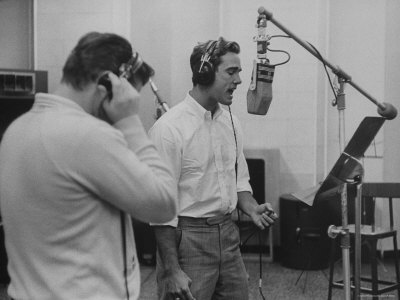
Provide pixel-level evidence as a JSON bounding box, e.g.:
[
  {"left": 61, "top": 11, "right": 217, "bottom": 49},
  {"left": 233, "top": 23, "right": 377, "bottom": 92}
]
[
  {"left": 97, "top": 72, "right": 113, "bottom": 100},
  {"left": 95, "top": 84, "right": 111, "bottom": 104},
  {"left": 97, "top": 83, "right": 108, "bottom": 98}
]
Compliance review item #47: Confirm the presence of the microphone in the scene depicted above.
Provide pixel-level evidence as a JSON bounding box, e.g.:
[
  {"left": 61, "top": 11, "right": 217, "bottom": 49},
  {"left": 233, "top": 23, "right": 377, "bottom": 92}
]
[
  {"left": 247, "top": 10, "right": 275, "bottom": 115},
  {"left": 247, "top": 61, "right": 275, "bottom": 115}
]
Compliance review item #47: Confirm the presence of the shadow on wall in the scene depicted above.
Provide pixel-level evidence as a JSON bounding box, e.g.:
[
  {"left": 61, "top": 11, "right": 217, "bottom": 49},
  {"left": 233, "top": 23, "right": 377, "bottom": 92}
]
[{"left": 245, "top": 148, "right": 280, "bottom": 245}]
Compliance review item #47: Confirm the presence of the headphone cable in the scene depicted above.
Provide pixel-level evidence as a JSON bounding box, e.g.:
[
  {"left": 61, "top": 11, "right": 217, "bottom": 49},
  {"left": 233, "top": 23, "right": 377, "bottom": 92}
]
[{"left": 120, "top": 211, "right": 130, "bottom": 300}]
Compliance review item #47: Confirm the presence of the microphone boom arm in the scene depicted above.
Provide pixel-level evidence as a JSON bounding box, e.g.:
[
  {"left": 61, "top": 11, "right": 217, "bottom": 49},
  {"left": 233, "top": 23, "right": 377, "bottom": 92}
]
[{"left": 258, "top": 7, "right": 397, "bottom": 120}]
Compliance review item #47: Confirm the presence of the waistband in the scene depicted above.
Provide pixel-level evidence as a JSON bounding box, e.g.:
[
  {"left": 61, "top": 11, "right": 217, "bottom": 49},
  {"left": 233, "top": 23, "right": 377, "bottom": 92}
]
[{"left": 178, "top": 213, "right": 232, "bottom": 226}]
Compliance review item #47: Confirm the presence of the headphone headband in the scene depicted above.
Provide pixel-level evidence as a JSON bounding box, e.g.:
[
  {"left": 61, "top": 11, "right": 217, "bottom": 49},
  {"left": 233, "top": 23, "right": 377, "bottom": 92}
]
[
  {"left": 193, "top": 39, "right": 220, "bottom": 86},
  {"left": 119, "top": 51, "right": 143, "bottom": 79},
  {"left": 205, "top": 40, "right": 218, "bottom": 55},
  {"left": 199, "top": 40, "right": 217, "bottom": 72}
]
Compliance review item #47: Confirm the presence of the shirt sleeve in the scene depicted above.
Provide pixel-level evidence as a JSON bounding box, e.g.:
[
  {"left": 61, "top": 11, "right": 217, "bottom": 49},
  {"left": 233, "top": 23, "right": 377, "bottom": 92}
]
[
  {"left": 70, "top": 115, "right": 178, "bottom": 224},
  {"left": 148, "top": 118, "right": 182, "bottom": 227},
  {"left": 233, "top": 115, "right": 253, "bottom": 194}
]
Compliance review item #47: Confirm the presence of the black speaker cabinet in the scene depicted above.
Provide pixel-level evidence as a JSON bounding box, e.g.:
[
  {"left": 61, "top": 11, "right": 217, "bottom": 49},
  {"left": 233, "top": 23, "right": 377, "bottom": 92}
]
[
  {"left": 280, "top": 193, "right": 334, "bottom": 270},
  {"left": 0, "top": 69, "right": 48, "bottom": 283},
  {"left": 246, "top": 158, "right": 265, "bottom": 205},
  {"left": 0, "top": 69, "right": 48, "bottom": 140},
  {"left": 280, "top": 189, "right": 374, "bottom": 270},
  {"left": 132, "top": 219, "right": 156, "bottom": 266},
  {"left": 0, "top": 223, "right": 10, "bottom": 284}
]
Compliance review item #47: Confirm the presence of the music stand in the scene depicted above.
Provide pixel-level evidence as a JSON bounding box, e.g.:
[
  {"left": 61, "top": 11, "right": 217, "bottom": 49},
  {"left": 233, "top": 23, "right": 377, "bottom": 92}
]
[{"left": 314, "top": 116, "right": 385, "bottom": 299}]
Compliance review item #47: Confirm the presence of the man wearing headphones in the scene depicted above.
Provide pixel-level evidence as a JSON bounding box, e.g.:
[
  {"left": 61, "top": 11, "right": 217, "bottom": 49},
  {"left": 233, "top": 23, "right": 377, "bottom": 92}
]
[
  {"left": 149, "top": 37, "right": 278, "bottom": 300},
  {"left": 0, "top": 32, "right": 177, "bottom": 300}
]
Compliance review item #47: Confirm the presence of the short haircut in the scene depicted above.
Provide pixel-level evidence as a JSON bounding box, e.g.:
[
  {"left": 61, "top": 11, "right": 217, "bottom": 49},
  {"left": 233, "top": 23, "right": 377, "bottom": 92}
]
[
  {"left": 190, "top": 37, "right": 240, "bottom": 85},
  {"left": 62, "top": 32, "right": 133, "bottom": 90}
]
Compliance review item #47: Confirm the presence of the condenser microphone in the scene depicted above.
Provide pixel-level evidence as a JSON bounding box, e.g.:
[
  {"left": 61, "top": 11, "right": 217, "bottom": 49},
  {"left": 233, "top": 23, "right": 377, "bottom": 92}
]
[
  {"left": 247, "top": 9, "right": 274, "bottom": 115},
  {"left": 247, "top": 60, "right": 275, "bottom": 115}
]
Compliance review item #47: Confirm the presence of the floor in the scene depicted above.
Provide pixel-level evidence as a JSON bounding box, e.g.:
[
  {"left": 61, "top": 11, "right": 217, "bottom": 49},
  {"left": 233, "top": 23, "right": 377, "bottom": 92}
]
[
  {"left": 0, "top": 255, "right": 398, "bottom": 299},
  {"left": 138, "top": 254, "right": 398, "bottom": 300}
]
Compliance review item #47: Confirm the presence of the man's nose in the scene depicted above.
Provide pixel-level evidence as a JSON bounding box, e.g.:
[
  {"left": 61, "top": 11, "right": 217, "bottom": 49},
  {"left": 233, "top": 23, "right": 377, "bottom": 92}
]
[{"left": 234, "top": 73, "right": 242, "bottom": 85}]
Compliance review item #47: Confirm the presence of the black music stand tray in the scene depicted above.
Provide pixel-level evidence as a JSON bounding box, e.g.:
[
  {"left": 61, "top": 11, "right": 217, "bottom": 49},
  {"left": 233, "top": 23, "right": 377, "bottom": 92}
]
[
  {"left": 315, "top": 116, "right": 384, "bottom": 203},
  {"left": 314, "top": 116, "right": 385, "bottom": 299}
]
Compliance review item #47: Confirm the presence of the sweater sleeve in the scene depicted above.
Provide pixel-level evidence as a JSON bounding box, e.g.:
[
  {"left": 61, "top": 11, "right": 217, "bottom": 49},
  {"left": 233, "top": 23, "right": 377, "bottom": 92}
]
[{"left": 71, "top": 115, "right": 177, "bottom": 224}]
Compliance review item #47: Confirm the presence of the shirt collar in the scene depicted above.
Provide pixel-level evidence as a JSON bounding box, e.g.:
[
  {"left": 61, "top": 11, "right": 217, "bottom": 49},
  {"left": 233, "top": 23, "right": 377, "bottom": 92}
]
[{"left": 184, "top": 93, "right": 223, "bottom": 120}]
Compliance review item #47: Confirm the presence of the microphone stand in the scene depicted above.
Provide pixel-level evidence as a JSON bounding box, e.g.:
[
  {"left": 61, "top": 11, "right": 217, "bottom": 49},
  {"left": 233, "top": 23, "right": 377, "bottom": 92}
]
[
  {"left": 257, "top": 6, "right": 398, "bottom": 300},
  {"left": 149, "top": 78, "right": 169, "bottom": 113},
  {"left": 331, "top": 76, "right": 354, "bottom": 300}
]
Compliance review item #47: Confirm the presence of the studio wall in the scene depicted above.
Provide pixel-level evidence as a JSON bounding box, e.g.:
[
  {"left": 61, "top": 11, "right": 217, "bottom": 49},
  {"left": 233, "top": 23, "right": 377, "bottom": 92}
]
[
  {"left": 35, "top": 0, "right": 132, "bottom": 92},
  {"left": 0, "top": 0, "right": 33, "bottom": 69}
]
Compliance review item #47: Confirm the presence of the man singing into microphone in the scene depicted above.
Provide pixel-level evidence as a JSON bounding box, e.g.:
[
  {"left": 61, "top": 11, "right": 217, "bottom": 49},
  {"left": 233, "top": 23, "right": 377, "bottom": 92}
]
[
  {"left": 0, "top": 32, "right": 177, "bottom": 300},
  {"left": 149, "top": 37, "right": 278, "bottom": 300}
]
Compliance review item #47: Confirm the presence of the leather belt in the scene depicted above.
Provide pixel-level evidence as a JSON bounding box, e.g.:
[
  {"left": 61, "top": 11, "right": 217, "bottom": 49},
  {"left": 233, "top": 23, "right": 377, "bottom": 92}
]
[{"left": 178, "top": 213, "right": 232, "bottom": 226}]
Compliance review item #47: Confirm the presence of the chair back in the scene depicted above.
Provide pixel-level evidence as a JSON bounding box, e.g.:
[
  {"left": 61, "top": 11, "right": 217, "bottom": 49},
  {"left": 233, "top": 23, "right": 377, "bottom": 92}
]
[{"left": 362, "top": 182, "right": 400, "bottom": 230}]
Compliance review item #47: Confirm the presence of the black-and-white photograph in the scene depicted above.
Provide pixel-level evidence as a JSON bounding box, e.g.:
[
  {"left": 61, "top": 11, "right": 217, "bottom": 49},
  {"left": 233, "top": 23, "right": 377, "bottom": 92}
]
[{"left": 1, "top": 1, "right": 399, "bottom": 299}]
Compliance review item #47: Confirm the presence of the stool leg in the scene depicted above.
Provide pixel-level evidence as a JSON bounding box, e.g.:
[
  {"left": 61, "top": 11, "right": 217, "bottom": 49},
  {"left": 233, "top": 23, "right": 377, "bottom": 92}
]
[
  {"left": 327, "top": 239, "right": 336, "bottom": 300},
  {"left": 295, "top": 244, "right": 313, "bottom": 293},
  {"left": 392, "top": 235, "right": 400, "bottom": 299},
  {"left": 320, "top": 269, "right": 329, "bottom": 281},
  {"left": 303, "top": 270, "right": 309, "bottom": 294},
  {"left": 295, "top": 269, "right": 305, "bottom": 286},
  {"left": 368, "top": 239, "right": 379, "bottom": 300},
  {"left": 351, "top": 249, "right": 356, "bottom": 300}
]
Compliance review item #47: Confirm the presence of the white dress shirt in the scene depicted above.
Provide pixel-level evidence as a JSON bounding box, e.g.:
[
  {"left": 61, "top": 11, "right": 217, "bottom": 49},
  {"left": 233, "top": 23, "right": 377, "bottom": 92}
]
[{"left": 149, "top": 93, "right": 252, "bottom": 227}]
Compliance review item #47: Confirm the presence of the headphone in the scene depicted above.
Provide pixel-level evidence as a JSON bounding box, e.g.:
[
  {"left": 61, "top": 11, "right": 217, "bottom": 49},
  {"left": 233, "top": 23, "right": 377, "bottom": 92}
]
[
  {"left": 193, "top": 40, "right": 218, "bottom": 86},
  {"left": 119, "top": 50, "right": 143, "bottom": 79},
  {"left": 98, "top": 50, "right": 144, "bottom": 100}
]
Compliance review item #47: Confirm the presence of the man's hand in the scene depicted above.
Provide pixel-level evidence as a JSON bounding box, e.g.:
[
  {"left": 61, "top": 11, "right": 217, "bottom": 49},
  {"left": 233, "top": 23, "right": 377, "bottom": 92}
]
[
  {"left": 154, "top": 226, "right": 196, "bottom": 300},
  {"left": 250, "top": 202, "right": 278, "bottom": 230},
  {"left": 159, "top": 268, "right": 196, "bottom": 300},
  {"left": 102, "top": 72, "right": 141, "bottom": 123}
]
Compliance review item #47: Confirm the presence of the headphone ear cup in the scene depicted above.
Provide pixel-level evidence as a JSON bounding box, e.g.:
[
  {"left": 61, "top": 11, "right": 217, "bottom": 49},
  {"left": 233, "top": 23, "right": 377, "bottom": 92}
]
[{"left": 194, "top": 60, "right": 215, "bottom": 86}]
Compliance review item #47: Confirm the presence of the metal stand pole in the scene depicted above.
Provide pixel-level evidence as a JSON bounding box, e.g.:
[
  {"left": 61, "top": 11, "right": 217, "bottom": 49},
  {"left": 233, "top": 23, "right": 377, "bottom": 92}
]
[
  {"left": 354, "top": 177, "right": 363, "bottom": 299},
  {"left": 336, "top": 78, "right": 355, "bottom": 300},
  {"left": 331, "top": 77, "right": 363, "bottom": 299},
  {"left": 339, "top": 183, "right": 352, "bottom": 300},
  {"left": 336, "top": 78, "right": 346, "bottom": 152}
]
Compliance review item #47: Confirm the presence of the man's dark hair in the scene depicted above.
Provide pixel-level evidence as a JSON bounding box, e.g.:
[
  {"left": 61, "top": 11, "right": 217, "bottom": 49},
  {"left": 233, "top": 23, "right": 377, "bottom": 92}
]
[
  {"left": 62, "top": 32, "right": 133, "bottom": 90},
  {"left": 190, "top": 37, "right": 240, "bottom": 85}
]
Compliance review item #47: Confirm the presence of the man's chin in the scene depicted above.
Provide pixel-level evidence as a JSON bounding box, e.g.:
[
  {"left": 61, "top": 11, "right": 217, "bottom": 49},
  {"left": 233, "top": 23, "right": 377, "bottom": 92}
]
[
  {"left": 223, "top": 99, "right": 233, "bottom": 106},
  {"left": 219, "top": 95, "right": 233, "bottom": 106}
]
